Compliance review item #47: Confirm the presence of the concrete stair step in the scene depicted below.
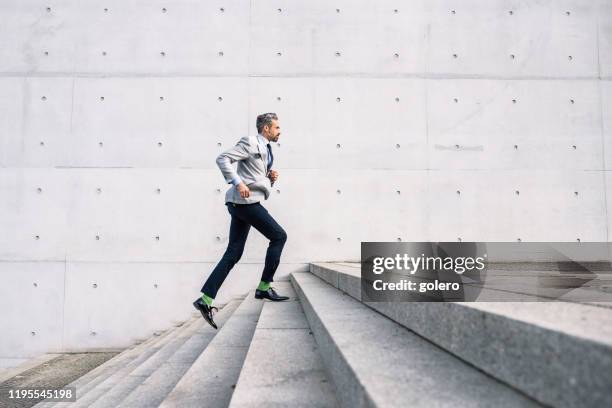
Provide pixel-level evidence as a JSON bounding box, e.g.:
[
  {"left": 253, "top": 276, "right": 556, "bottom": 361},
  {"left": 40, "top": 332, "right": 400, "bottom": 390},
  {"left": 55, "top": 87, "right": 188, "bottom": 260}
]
[
  {"left": 291, "top": 272, "right": 541, "bottom": 408},
  {"left": 311, "top": 262, "right": 612, "bottom": 408},
  {"left": 63, "top": 315, "right": 201, "bottom": 408},
  {"left": 229, "top": 282, "right": 338, "bottom": 408},
  {"left": 33, "top": 321, "right": 181, "bottom": 408},
  {"left": 87, "top": 311, "right": 211, "bottom": 408},
  {"left": 116, "top": 297, "right": 244, "bottom": 408},
  {"left": 159, "top": 291, "right": 263, "bottom": 408}
]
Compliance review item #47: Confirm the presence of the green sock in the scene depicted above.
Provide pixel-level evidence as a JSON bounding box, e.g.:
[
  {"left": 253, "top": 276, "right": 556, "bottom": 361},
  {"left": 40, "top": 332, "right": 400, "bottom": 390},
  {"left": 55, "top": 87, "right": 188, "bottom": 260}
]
[
  {"left": 257, "top": 281, "right": 270, "bottom": 291},
  {"left": 200, "top": 293, "right": 213, "bottom": 306}
]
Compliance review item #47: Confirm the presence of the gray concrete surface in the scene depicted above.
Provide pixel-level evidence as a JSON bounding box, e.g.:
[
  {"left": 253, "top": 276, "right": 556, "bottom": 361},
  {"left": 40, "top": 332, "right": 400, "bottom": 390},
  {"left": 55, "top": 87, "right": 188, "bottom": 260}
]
[
  {"left": 0, "top": 354, "right": 61, "bottom": 384},
  {"left": 311, "top": 262, "right": 612, "bottom": 408},
  {"left": 229, "top": 282, "right": 338, "bottom": 408},
  {"left": 33, "top": 324, "right": 176, "bottom": 408},
  {"left": 159, "top": 292, "right": 263, "bottom": 408},
  {"left": 2, "top": 0, "right": 612, "bottom": 362},
  {"left": 291, "top": 272, "right": 541, "bottom": 408},
  {"left": 117, "top": 298, "right": 242, "bottom": 408},
  {"left": 86, "top": 314, "right": 206, "bottom": 408},
  {"left": 0, "top": 352, "right": 118, "bottom": 408},
  {"left": 58, "top": 317, "right": 198, "bottom": 408}
]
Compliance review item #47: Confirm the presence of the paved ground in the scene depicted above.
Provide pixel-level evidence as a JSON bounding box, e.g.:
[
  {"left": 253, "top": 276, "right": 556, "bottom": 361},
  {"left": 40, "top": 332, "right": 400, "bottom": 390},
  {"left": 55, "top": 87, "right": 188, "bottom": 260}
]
[{"left": 0, "top": 352, "right": 118, "bottom": 408}]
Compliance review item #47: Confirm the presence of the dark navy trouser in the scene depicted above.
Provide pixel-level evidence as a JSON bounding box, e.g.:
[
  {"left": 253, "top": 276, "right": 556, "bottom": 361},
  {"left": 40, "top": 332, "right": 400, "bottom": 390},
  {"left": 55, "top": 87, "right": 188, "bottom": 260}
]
[{"left": 201, "top": 201, "right": 287, "bottom": 299}]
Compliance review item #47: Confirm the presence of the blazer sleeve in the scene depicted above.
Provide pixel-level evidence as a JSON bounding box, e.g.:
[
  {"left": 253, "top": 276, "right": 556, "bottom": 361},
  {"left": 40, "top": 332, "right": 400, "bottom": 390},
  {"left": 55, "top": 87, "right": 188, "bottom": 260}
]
[{"left": 216, "top": 136, "right": 251, "bottom": 185}]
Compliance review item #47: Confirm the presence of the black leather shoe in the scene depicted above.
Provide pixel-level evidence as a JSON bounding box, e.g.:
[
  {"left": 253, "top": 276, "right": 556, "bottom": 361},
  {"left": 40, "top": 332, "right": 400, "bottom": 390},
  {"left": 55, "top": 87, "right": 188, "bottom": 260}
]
[
  {"left": 254, "top": 286, "right": 289, "bottom": 301},
  {"left": 193, "top": 298, "right": 219, "bottom": 329}
]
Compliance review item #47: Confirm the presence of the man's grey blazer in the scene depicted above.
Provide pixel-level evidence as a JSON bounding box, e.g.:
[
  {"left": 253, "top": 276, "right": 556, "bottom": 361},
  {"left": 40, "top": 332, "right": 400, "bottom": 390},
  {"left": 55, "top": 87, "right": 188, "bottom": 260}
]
[{"left": 216, "top": 135, "right": 273, "bottom": 204}]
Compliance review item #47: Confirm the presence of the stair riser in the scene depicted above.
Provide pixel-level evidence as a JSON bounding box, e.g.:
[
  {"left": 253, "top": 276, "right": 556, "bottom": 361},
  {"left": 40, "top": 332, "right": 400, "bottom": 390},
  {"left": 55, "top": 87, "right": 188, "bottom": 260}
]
[
  {"left": 66, "top": 318, "right": 199, "bottom": 408},
  {"left": 159, "top": 293, "right": 263, "bottom": 408},
  {"left": 291, "top": 274, "right": 376, "bottom": 408},
  {"left": 117, "top": 299, "right": 242, "bottom": 408},
  {"left": 33, "top": 326, "right": 178, "bottom": 408},
  {"left": 229, "top": 283, "right": 339, "bottom": 408},
  {"left": 311, "top": 264, "right": 612, "bottom": 408}
]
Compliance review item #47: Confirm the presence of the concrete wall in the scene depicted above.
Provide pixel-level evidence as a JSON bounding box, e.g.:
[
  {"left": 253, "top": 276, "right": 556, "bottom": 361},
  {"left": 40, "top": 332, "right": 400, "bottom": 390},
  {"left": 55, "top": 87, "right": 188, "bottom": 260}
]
[{"left": 0, "top": 0, "right": 610, "bottom": 366}]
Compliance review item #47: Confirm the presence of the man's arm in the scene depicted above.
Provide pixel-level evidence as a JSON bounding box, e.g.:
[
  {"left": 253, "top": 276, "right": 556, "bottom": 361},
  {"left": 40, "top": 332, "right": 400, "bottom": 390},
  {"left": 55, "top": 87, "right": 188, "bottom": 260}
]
[{"left": 216, "top": 136, "right": 251, "bottom": 185}]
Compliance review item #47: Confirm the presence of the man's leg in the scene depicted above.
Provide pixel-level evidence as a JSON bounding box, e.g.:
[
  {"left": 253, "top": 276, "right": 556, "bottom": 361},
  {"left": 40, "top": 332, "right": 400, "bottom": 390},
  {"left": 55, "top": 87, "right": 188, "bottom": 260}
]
[
  {"left": 239, "top": 203, "right": 287, "bottom": 286},
  {"left": 200, "top": 204, "right": 251, "bottom": 301}
]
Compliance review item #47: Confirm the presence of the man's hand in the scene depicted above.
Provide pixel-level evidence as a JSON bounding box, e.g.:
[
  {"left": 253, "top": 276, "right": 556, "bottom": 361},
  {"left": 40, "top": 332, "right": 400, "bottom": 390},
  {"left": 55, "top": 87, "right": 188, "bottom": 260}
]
[
  {"left": 237, "top": 182, "right": 250, "bottom": 198},
  {"left": 268, "top": 169, "right": 279, "bottom": 183}
]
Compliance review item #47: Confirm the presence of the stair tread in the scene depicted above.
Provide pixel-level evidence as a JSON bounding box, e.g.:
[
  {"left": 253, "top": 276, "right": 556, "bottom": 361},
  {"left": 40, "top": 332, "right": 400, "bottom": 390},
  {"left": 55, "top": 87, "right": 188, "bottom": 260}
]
[
  {"left": 117, "top": 298, "right": 243, "bottom": 408},
  {"left": 88, "top": 316, "right": 205, "bottom": 408},
  {"left": 292, "top": 272, "right": 540, "bottom": 408},
  {"left": 160, "top": 292, "right": 263, "bottom": 408},
  {"left": 229, "top": 282, "right": 338, "bottom": 408},
  {"left": 310, "top": 262, "right": 612, "bottom": 408},
  {"left": 33, "top": 324, "right": 179, "bottom": 408},
  {"left": 61, "top": 317, "right": 199, "bottom": 408}
]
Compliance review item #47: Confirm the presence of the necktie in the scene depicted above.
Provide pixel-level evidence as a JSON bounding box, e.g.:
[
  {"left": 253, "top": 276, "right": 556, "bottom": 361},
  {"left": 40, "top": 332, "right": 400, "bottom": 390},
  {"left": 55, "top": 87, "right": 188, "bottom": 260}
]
[{"left": 266, "top": 143, "right": 274, "bottom": 172}]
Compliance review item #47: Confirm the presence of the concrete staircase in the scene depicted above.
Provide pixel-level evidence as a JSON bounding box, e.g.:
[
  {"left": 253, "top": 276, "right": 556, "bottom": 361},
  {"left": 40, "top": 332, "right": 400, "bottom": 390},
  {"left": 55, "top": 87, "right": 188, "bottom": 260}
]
[
  {"left": 33, "top": 264, "right": 612, "bottom": 408},
  {"left": 306, "top": 262, "right": 612, "bottom": 408}
]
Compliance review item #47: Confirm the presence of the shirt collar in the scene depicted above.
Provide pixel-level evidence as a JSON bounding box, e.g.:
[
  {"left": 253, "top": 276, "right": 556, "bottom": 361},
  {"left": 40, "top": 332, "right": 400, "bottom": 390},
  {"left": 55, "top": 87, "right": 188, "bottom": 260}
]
[{"left": 257, "top": 133, "right": 270, "bottom": 145}]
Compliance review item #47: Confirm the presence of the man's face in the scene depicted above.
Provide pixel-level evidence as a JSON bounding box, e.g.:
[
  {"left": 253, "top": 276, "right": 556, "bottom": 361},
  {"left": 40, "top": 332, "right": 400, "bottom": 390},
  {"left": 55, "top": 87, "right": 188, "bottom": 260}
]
[{"left": 263, "top": 119, "right": 280, "bottom": 142}]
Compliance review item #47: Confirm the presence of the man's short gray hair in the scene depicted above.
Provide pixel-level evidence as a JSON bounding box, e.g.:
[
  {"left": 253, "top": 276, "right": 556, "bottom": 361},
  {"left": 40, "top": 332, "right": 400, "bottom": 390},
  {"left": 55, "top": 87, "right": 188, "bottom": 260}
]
[{"left": 256, "top": 112, "right": 278, "bottom": 134}]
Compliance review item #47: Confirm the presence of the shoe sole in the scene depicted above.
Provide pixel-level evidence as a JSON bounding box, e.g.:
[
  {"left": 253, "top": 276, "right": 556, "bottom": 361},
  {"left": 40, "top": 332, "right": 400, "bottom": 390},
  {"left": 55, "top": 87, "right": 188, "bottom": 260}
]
[
  {"left": 254, "top": 295, "right": 290, "bottom": 301},
  {"left": 193, "top": 300, "right": 218, "bottom": 329}
]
